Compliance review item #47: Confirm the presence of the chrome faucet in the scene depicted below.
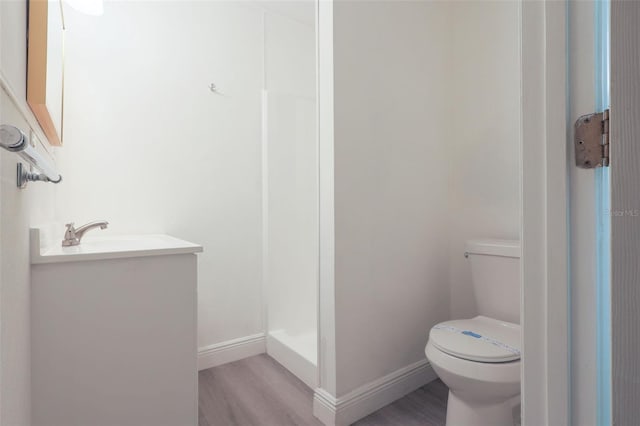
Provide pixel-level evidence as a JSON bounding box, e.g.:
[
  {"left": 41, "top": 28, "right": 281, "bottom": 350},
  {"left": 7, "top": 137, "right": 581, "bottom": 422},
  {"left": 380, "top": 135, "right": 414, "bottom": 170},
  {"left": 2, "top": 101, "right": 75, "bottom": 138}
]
[{"left": 62, "top": 221, "right": 109, "bottom": 246}]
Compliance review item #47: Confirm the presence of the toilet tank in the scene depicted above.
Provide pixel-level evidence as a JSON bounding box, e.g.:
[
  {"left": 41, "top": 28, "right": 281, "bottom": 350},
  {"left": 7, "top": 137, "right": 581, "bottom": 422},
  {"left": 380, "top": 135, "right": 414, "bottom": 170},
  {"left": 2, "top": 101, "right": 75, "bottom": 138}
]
[{"left": 466, "top": 239, "right": 521, "bottom": 324}]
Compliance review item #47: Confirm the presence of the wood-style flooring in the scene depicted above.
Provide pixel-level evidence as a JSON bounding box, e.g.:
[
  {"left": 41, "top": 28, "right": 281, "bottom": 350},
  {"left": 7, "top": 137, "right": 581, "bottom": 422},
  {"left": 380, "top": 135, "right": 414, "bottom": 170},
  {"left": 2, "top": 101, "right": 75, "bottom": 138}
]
[
  {"left": 353, "top": 379, "right": 448, "bottom": 426},
  {"left": 198, "top": 354, "right": 448, "bottom": 426}
]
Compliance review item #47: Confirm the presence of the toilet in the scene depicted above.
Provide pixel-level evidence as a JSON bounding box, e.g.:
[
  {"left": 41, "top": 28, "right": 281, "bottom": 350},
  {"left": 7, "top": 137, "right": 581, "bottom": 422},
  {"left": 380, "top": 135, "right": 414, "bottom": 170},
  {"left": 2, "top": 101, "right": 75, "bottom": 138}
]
[{"left": 425, "top": 239, "right": 520, "bottom": 426}]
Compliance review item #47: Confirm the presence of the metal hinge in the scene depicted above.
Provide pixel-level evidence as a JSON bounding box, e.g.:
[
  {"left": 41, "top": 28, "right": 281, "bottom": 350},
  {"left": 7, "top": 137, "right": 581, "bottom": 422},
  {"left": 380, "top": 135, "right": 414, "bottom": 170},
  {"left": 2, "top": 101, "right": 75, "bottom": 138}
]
[{"left": 574, "top": 109, "right": 610, "bottom": 168}]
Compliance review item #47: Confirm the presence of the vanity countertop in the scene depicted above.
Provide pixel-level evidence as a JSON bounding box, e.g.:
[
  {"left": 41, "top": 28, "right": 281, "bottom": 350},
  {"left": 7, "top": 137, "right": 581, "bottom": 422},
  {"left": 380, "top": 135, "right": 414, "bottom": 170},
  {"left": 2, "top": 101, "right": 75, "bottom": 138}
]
[{"left": 30, "top": 228, "right": 203, "bottom": 264}]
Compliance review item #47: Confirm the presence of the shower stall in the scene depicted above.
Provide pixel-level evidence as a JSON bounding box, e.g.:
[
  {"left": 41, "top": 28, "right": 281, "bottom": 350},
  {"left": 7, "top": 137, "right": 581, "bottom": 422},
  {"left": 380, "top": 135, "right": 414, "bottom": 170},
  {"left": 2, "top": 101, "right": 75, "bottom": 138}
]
[{"left": 262, "top": 6, "right": 318, "bottom": 388}]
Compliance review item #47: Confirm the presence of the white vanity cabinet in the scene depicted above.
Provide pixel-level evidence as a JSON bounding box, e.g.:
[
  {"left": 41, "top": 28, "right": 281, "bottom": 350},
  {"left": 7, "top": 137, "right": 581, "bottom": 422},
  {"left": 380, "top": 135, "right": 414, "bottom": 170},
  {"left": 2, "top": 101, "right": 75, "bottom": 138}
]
[{"left": 30, "top": 230, "right": 202, "bottom": 426}]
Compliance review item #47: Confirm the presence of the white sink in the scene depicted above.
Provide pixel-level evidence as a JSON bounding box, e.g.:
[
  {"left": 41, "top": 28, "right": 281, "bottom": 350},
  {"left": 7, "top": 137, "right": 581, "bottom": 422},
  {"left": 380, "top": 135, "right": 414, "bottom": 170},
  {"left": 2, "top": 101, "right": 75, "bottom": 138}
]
[{"left": 30, "top": 228, "right": 203, "bottom": 264}]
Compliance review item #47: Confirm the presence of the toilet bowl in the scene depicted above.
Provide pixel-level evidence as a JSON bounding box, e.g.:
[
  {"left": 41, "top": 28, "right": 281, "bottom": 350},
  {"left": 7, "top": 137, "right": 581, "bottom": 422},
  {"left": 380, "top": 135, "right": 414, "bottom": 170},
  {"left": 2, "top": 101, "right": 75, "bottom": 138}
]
[
  {"left": 426, "top": 316, "right": 520, "bottom": 426},
  {"left": 426, "top": 240, "right": 521, "bottom": 426}
]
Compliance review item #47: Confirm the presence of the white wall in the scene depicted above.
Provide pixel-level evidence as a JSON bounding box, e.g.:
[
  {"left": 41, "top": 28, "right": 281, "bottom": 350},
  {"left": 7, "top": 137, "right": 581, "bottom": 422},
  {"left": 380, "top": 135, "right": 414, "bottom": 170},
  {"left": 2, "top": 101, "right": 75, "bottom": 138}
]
[
  {"left": 0, "top": 1, "right": 58, "bottom": 424},
  {"left": 447, "top": 1, "right": 521, "bottom": 319},
  {"left": 332, "top": 0, "right": 452, "bottom": 395},
  {"left": 58, "top": 1, "right": 264, "bottom": 349},
  {"left": 329, "top": 0, "right": 520, "bottom": 397}
]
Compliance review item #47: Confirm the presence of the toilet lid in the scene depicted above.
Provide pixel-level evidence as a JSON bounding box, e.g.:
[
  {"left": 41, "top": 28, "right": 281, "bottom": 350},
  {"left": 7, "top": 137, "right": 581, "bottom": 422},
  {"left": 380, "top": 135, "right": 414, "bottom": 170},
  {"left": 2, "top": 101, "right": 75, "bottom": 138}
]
[{"left": 429, "top": 316, "right": 521, "bottom": 363}]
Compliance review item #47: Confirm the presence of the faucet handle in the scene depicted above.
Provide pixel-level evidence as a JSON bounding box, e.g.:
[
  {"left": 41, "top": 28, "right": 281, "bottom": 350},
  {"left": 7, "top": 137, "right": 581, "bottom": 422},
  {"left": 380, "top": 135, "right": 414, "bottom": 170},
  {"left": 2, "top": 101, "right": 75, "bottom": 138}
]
[
  {"left": 62, "top": 223, "right": 78, "bottom": 246},
  {"left": 64, "top": 223, "right": 76, "bottom": 238}
]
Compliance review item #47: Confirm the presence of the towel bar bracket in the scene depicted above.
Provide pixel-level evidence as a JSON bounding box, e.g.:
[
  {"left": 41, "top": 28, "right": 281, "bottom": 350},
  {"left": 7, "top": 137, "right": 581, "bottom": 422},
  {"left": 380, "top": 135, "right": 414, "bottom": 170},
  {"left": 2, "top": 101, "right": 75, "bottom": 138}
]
[{"left": 17, "top": 163, "right": 62, "bottom": 189}]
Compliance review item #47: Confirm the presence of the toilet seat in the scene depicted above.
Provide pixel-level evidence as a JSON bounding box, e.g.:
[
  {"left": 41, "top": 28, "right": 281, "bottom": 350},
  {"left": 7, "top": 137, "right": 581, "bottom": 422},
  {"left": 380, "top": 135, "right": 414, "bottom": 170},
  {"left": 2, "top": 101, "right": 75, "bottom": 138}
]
[
  {"left": 429, "top": 316, "right": 520, "bottom": 363},
  {"left": 425, "top": 341, "right": 520, "bottom": 387}
]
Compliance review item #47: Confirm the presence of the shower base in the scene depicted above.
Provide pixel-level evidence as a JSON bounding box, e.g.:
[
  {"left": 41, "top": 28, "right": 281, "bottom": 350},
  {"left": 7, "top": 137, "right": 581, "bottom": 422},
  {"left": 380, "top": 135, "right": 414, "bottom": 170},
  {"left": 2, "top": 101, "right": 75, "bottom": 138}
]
[{"left": 267, "top": 329, "right": 317, "bottom": 388}]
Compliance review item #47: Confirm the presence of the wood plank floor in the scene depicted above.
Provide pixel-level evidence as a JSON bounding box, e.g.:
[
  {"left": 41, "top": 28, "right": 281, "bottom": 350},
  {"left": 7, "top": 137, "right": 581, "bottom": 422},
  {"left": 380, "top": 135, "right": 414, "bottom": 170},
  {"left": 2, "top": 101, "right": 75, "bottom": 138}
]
[
  {"left": 353, "top": 379, "right": 448, "bottom": 426},
  {"left": 198, "top": 354, "right": 448, "bottom": 426}
]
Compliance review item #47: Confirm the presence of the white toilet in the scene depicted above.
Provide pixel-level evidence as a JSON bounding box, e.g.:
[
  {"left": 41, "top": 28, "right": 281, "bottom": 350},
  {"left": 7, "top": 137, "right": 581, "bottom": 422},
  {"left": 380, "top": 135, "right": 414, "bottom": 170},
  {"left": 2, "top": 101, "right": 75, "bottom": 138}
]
[{"left": 425, "top": 239, "right": 520, "bottom": 426}]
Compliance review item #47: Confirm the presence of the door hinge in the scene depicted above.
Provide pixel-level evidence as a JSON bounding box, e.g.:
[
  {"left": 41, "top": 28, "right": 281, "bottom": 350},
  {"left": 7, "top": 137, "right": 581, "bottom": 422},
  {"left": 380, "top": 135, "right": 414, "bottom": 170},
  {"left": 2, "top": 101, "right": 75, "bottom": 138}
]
[{"left": 574, "top": 109, "right": 610, "bottom": 168}]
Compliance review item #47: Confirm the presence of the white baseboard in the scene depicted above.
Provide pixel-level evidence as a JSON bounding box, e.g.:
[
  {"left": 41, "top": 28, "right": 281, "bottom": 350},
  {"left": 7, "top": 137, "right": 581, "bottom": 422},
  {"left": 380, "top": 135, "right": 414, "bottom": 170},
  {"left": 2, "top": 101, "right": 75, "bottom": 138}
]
[
  {"left": 313, "top": 359, "right": 437, "bottom": 426},
  {"left": 266, "top": 332, "right": 318, "bottom": 388},
  {"left": 198, "top": 333, "right": 266, "bottom": 371}
]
